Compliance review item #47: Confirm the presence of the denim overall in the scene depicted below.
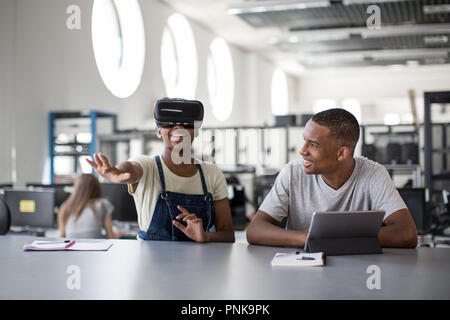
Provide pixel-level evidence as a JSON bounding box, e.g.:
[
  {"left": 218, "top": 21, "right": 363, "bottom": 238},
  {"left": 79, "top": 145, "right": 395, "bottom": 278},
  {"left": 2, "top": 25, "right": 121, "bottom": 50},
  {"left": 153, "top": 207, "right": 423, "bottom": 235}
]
[{"left": 138, "top": 155, "right": 216, "bottom": 241}]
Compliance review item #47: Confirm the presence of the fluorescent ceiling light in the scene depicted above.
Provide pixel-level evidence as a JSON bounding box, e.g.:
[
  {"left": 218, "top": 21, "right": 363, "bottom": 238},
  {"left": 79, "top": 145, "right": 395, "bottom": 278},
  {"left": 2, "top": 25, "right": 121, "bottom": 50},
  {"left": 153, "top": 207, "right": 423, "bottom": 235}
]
[
  {"left": 423, "top": 5, "right": 450, "bottom": 14},
  {"left": 424, "top": 35, "right": 449, "bottom": 44},
  {"left": 228, "top": 0, "right": 330, "bottom": 15},
  {"left": 273, "top": 24, "right": 450, "bottom": 44},
  {"left": 343, "top": 0, "right": 410, "bottom": 4},
  {"left": 297, "top": 48, "right": 449, "bottom": 64},
  {"left": 424, "top": 57, "right": 447, "bottom": 64},
  {"left": 406, "top": 60, "right": 420, "bottom": 67}
]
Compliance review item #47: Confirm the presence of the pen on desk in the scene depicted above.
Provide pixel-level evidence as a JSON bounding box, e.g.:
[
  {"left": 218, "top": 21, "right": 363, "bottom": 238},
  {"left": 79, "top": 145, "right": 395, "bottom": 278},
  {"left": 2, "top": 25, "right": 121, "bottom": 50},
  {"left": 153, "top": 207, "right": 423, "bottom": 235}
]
[
  {"left": 65, "top": 240, "right": 76, "bottom": 248},
  {"left": 35, "top": 240, "right": 71, "bottom": 245}
]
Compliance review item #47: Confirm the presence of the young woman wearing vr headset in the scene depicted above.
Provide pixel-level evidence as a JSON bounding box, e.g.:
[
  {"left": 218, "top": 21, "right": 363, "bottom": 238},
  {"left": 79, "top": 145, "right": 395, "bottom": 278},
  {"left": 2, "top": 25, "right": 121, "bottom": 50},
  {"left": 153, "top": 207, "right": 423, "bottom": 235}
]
[{"left": 86, "top": 98, "right": 235, "bottom": 243}]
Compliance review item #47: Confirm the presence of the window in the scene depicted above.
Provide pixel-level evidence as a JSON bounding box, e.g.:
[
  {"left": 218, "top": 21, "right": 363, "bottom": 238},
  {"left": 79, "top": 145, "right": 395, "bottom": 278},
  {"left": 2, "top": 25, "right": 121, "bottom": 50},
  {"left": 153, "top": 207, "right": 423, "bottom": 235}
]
[
  {"left": 271, "top": 69, "right": 289, "bottom": 115},
  {"left": 161, "top": 13, "right": 198, "bottom": 99},
  {"left": 207, "top": 37, "right": 235, "bottom": 121},
  {"left": 91, "top": 0, "right": 145, "bottom": 98}
]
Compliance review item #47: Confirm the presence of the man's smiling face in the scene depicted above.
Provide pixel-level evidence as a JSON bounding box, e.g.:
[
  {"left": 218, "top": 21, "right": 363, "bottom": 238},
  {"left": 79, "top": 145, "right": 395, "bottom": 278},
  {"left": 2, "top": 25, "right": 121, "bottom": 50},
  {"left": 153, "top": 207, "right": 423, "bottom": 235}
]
[{"left": 299, "top": 120, "right": 342, "bottom": 175}]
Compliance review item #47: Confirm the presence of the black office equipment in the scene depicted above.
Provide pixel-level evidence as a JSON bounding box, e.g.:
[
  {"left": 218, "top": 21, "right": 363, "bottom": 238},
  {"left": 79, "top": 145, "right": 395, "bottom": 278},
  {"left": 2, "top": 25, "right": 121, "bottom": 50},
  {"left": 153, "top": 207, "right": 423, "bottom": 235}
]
[
  {"left": 305, "top": 211, "right": 385, "bottom": 256},
  {"left": 0, "top": 184, "right": 13, "bottom": 189},
  {"left": 0, "top": 196, "right": 11, "bottom": 235},
  {"left": 253, "top": 172, "right": 287, "bottom": 227},
  {"left": 253, "top": 173, "right": 278, "bottom": 208},
  {"left": 26, "top": 183, "right": 71, "bottom": 208},
  {"left": 401, "top": 142, "right": 419, "bottom": 164},
  {"left": 386, "top": 143, "right": 402, "bottom": 164},
  {"left": 300, "top": 113, "right": 314, "bottom": 126},
  {"left": 361, "top": 144, "right": 377, "bottom": 161},
  {"left": 101, "top": 183, "right": 137, "bottom": 222},
  {"left": 274, "top": 115, "right": 296, "bottom": 126},
  {"left": 397, "top": 188, "right": 428, "bottom": 234},
  {"left": 226, "top": 176, "right": 247, "bottom": 229},
  {"left": 3, "top": 189, "right": 55, "bottom": 228}
]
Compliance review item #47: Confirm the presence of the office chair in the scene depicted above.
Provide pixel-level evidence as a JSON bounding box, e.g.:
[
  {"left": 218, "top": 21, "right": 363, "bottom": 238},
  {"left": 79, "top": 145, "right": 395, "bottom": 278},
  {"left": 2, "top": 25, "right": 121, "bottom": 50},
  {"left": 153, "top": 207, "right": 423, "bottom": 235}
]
[
  {"left": 226, "top": 175, "right": 249, "bottom": 229},
  {"left": 0, "top": 196, "right": 11, "bottom": 235}
]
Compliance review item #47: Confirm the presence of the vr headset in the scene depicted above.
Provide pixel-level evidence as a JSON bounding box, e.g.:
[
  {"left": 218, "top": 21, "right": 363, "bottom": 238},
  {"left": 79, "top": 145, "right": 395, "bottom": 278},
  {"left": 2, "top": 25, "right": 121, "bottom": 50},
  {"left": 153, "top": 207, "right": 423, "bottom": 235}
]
[{"left": 154, "top": 98, "right": 204, "bottom": 129}]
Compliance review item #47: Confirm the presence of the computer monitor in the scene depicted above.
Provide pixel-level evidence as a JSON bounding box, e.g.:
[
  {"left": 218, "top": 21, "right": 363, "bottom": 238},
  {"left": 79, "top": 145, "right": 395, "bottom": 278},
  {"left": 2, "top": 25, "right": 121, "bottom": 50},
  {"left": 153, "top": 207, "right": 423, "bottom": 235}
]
[
  {"left": 26, "top": 183, "right": 71, "bottom": 208},
  {"left": 3, "top": 189, "right": 55, "bottom": 228},
  {"left": 386, "top": 143, "right": 403, "bottom": 164},
  {"left": 101, "top": 183, "right": 137, "bottom": 222},
  {"left": 397, "top": 188, "right": 428, "bottom": 234},
  {"left": 401, "top": 143, "right": 419, "bottom": 165}
]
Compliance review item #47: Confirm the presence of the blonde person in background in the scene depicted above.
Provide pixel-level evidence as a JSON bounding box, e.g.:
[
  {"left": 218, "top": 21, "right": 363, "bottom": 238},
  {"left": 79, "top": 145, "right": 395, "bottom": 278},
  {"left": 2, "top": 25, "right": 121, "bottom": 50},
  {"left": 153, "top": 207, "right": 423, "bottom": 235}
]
[{"left": 57, "top": 174, "right": 124, "bottom": 239}]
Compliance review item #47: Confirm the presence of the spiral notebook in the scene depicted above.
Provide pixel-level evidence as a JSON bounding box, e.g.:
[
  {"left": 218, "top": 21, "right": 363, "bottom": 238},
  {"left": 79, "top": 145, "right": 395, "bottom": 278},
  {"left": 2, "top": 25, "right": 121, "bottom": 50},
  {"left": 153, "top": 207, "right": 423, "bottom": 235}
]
[
  {"left": 23, "top": 240, "right": 113, "bottom": 251},
  {"left": 271, "top": 251, "right": 326, "bottom": 267}
]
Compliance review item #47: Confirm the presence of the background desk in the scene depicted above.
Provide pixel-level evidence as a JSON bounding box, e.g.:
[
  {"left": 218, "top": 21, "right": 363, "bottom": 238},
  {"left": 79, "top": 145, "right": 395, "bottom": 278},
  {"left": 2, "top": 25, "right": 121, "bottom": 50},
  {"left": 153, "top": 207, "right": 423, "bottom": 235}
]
[{"left": 1, "top": 235, "right": 449, "bottom": 300}]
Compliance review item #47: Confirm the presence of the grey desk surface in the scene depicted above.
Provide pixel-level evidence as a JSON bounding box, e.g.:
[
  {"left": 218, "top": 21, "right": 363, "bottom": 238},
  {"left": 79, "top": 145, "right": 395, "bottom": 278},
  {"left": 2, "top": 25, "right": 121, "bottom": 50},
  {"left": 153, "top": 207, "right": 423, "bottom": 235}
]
[{"left": 1, "top": 234, "right": 450, "bottom": 300}]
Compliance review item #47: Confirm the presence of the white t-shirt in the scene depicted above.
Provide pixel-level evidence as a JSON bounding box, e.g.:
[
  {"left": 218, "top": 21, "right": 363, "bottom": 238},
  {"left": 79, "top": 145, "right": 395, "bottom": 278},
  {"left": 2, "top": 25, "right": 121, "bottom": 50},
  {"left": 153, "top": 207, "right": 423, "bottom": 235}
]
[
  {"left": 65, "top": 198, "right": 114, "bottom": 239},
  {"left": 259, "top": 156, "right": 407, "bottom": 231},
  {"left": 128, "top": 155, "right": 228, "bottom": 231}
]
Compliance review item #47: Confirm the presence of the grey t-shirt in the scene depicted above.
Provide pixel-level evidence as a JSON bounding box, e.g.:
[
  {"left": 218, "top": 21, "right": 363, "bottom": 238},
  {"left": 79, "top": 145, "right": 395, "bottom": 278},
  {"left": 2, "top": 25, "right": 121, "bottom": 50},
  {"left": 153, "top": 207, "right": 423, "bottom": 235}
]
[
  {"left": 259, "top": 157, "right": 407, "bottom": 231},
  {"left": 65, "top": 198, "right": 114, "bottom": 239}
]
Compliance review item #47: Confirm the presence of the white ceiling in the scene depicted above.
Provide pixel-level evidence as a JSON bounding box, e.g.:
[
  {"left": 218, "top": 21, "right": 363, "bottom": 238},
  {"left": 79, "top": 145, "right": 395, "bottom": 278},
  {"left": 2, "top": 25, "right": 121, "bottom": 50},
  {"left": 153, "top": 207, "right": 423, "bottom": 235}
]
[
  {"left": 160, "top": 0, "right": 306, "bottom": 75},
  {"left": 160, "top": 0, "right": 450, "bottom": 76}
]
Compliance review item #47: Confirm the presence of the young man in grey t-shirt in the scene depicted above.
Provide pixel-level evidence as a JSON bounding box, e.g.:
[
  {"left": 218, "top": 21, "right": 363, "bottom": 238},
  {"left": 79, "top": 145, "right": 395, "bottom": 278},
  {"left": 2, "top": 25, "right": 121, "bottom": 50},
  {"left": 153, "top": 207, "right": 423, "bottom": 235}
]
[{"left": 247, "top": 108, "right": 417, "bottom": 248}]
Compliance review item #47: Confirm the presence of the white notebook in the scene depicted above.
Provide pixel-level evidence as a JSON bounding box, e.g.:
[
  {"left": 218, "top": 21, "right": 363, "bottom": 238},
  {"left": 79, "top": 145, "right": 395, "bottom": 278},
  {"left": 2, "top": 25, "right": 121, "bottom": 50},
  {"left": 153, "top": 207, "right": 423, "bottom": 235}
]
[
  {"left": 23, "top": 240, "right": 113, "bottom": 252},
  {"left": 271, "top": 251, "right": 325, "bottom": 267}
]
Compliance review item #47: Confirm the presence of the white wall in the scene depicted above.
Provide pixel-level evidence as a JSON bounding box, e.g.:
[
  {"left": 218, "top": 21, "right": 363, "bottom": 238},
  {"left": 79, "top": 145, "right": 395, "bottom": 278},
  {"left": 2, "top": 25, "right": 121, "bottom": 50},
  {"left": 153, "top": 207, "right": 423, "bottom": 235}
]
[
  {"left": 0, "top": 0, "right": 15, "bottom": 184},
  {"left": 0, "top": 0, "right": 293, "bottom": 186}
]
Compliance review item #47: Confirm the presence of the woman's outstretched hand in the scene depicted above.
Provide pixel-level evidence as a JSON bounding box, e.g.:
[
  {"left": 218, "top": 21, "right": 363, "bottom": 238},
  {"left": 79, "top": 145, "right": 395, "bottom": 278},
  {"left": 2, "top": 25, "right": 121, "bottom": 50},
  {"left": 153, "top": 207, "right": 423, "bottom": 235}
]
[{"left": 86, "top": 153, "right": 132, "bottom": 183}]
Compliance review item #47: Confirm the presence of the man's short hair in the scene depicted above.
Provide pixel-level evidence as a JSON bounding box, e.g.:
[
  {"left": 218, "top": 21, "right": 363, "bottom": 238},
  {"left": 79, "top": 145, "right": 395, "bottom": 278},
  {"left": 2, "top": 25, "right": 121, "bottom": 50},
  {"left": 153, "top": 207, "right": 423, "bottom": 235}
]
[{"left": 311, "top": 108, "right": 360, "bottom": 149}]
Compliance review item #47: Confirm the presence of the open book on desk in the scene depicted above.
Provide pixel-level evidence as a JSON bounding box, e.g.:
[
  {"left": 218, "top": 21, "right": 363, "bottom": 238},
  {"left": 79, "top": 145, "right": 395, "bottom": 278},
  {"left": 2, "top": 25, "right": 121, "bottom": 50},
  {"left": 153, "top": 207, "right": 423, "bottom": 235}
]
[
  {"left": 271, "top": 251, "right": 325, "bottom": 267},
  {"left": 23, "top": 240, "right": 113, "bottom": 251}
]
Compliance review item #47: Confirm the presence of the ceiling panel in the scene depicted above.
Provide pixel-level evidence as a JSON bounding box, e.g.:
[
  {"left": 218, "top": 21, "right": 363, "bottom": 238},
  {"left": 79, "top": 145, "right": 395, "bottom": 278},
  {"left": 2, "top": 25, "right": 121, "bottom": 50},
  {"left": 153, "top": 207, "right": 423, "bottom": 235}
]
[
  {"left": 229, "top": 0, "right": 450, "bottom": 68},
  {"left": 277, "top": 33, "right": 450, "bottom": 53},
  {"left": 299, "top": 56, "right": 450, "bottom": 68},
  {"left": 232, "top": 0, "right": 450, "bottom": 31}
]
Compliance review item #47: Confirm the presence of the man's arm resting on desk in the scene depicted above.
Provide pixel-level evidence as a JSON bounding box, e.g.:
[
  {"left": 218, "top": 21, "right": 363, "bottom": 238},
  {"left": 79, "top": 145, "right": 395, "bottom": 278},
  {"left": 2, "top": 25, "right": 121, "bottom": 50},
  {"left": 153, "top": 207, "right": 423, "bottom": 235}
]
[
  {"left": 379, "top": 208, "right": 418, "bottom": 248},
  {"left": 246, "top": 210, "right": 308, "bottom": 247}
]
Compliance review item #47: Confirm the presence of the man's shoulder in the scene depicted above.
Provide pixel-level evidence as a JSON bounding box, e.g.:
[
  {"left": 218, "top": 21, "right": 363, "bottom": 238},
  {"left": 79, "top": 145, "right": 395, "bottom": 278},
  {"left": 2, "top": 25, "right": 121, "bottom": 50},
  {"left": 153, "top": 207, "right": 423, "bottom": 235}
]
[
  {"left": 356, "top": 156, "right": 388, "bottom": 177},
  {"left": 357, "top": 156, "right": 384, "bottom": 169},
  {"left": 278, "top": 159, "right": 304, "bottom": 181}
]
